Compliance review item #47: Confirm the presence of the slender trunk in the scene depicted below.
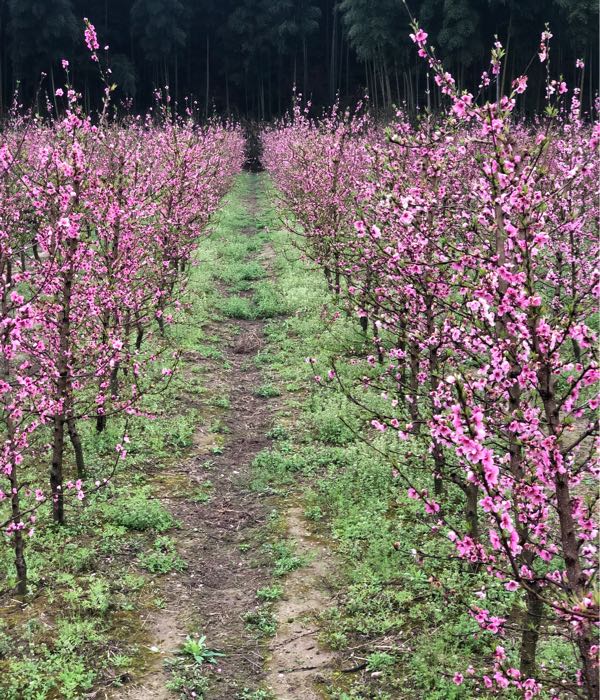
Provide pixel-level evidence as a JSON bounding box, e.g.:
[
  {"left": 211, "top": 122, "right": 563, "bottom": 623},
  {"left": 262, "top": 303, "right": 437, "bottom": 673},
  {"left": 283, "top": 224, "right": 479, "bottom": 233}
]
[
  {"left": 465, "top": 484, "right": 479, "bottom": 540},
  {"left": 12, "top": 493, "right": 27, "bottom": 595},
  {"left": 540, "top": 356, "right": 598, "bottom": 695},
  {"left": 205, "top": 34, "right": 210, "bottom": 119},
  {"left": 426, "top": 299, "right": 444, "bottom": 493},
  {"left": 51, "top": 243, "right": 75, "bottom": 524},
  {"left": 50, "top": 415, "right": 65, "bottom": 524},
  {"left": 397, "top": 318, "right": 407, "bottom": 403},
  {"left": 8, "top": 438, "right": 27, "bottom": 594},
  {"left": 135, "top": 321, "right": 144, "bottom": 350},
  {"left": 519, "top": 586, "right": 544, "bottom": 679},
  {"left": 96, "top": 413, "right": 106, "bottom": 433},
  {"left": 67, "top": 416, "right": 85, "bottom": 478},
  {"left": 408, "top": 345, "right": 420, "bottom": 433},
  {"left": 2, "top": 273, "right": 27, "bottom": 594}
]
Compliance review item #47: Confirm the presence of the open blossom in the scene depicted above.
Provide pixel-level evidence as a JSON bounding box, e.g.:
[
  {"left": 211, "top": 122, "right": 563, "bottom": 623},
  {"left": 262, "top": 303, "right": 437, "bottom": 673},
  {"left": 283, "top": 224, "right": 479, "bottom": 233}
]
[
  {"left": 409, "top": 28, "right": 428, "bottom": 45},
  {"left": 512, "top": 75, "right": 528, "bottom": 94}
]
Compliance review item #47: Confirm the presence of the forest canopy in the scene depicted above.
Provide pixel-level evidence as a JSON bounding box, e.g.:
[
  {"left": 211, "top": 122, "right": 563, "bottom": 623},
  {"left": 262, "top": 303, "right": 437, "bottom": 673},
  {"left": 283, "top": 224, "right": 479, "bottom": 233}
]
[{"left": 0, "top": 0, "right": 598, "bottom": 119}]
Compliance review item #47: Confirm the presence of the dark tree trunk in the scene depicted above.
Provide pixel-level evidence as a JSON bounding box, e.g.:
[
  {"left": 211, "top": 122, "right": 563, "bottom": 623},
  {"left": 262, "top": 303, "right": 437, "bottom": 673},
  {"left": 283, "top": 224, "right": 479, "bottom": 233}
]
[
  {"left": 67, "top": 416, "right": 85, "bottom": 478},
  {"left": 519, "top": 587, "right": 544, "bottom": 679},
  {"left": 50, "top": 415, "right": 65, "bottom": 524}
]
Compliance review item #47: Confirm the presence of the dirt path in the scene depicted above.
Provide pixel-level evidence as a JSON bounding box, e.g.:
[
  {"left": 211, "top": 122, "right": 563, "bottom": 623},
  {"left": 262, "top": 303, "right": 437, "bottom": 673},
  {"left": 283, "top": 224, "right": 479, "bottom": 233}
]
[
  {"left": 111, "top": 174, "right": 337, "bottom": 700},
  {"left": 266, "top": 507, "right": 337, "bottom": 699}
]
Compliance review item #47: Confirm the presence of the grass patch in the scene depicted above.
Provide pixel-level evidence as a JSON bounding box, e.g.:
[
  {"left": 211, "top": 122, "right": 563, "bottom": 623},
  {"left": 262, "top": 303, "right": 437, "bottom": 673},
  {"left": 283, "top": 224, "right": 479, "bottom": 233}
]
[
  {"left": 137, "top": 536, "right": 187, "bottom": 574},
  {"left": 254, "top": 383, "right": 281, "bottom": 398},
  {"left": 222, "top": 295, "right": 256, "bottom": 320},
  {"left": 243, "top": 606, "right": 277, "bottom": 637},
  {"left": 104, "top": 490, "right": 175, "bottom": 532}
]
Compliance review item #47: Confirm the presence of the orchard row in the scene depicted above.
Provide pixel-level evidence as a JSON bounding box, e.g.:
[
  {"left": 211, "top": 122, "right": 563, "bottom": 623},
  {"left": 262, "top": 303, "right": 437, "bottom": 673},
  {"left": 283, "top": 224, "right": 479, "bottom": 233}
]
[
  {"left": 263, "top": 27, "right": 599, "bottom": 700},
  {"left": 0, "top": 28, "right": 244, "bottom": 595}
]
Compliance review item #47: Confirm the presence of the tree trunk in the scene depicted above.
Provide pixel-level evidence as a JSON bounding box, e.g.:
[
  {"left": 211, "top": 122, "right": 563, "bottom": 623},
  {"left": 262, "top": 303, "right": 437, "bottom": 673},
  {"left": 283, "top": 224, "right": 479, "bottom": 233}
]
[
  {"left": 426, "top": 301, "right": 444, "bottom": 494},
  {"left": 205, "top": 34, "right": 210, "bottom": 119},
  {"left": 519, "top": 587, "right": 544, "bottom": 679},
  {"left": 465, "top": 483, "right": 479, "bottom": 540},
  {"left": 9, "top": 444, "right": 27, "bottom": 594},
  {"left": 50, "top": 415, "right": 65, "bottom": 524},
  {"left": 408, "top": 345, "right": 420, "bottom": 434},
  {"left": 67, "top": 416, "right": 85, "bottom": 478},
  {"left": 51, "top": 245, "right": 75, "bottom": 524}
]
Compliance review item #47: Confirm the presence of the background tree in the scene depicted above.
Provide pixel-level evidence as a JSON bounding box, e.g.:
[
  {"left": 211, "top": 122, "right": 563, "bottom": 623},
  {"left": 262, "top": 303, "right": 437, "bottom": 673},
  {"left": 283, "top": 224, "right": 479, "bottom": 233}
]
[
  {"left": 130, "top": 0, "right": 187, "bottom": 98},
  {"left": 8, "top": 0, "right": 77, "bottom": 103},
  {"left": 0, "top": 0, "right": 597, "bottom": 119}
]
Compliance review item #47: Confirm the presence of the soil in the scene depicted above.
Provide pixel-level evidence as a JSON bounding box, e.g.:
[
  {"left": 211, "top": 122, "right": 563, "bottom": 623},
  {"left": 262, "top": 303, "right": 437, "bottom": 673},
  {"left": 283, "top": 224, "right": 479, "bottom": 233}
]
[
  {"left": 265, "top": 507, "right": 337, "bottom": 700},
  {"left": 110, "top": 174, "right": 337, "bottom": 700}
]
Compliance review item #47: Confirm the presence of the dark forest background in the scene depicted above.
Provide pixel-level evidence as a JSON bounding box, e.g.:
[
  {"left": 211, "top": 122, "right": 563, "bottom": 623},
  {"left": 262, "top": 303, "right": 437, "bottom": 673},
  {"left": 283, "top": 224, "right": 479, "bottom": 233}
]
[{"left": 0, "top": 0, "right": 597, "bottom": 119}]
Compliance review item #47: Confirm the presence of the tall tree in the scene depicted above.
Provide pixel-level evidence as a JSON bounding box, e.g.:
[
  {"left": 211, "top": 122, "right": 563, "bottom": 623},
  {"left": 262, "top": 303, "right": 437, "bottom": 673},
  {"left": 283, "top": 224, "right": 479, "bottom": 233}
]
[
  {"left": 8, "top": 0, "right": 78, "bottom": 101},
  {"left": 131, "top": 0, "right": 187, "bottom": 90}
]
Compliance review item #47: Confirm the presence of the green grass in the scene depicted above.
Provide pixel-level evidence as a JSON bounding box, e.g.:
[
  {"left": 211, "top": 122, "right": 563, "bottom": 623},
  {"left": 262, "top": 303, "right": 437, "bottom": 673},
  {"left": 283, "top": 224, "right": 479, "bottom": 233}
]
[
  {"left": 222, "top": 295, "right": 256, "bottom": 319},
  {"left": 263, "top": 539, "right": 307, "bottom": 577},
  {"left": 256, "top": 584, "right": 283, "bottom": 602},
  {"left": 243, "top": 606, "right": 278, "bottom": 637},
  {"left": 137, "top": 536, "right": 187, "bottom": 574},
  {"left": 254, "top": 383, "right": 281, "bottom": 398}
]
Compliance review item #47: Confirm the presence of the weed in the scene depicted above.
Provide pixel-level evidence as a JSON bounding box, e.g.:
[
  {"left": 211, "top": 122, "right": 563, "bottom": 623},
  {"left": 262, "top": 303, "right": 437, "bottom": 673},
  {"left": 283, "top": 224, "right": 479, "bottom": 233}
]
[
  {"left": 254, "top": 282, "right": 287, "bottom": 318},
  {"left": 105, "top": 492, "right": 175, "bottom": 532},
  {"left": 243, "top": 606, "right": 277, "bottom": 637},
  {"left": 209, "top": 418, "right": 230, "bottom": 434},
  {"left": 239, "top": 690, "right": 275, "bottom": 700},
  {"left": 138, "top": 536, "right": 186, "bottom": 574},
  {"left": 210, "top": 395, "right": 231, "bottom": 409},
  {"left": 304, "top": 504, "right": 324, "bottom": 521},
  {"left": 366, "top": 651, "right": 396, "bottom": 673},
  {"left": 320, "top": 630, "right": 348, "bottom": 650},
  {"left": 179, "top": 635, "right": 224, "bottom": 665},
  {"left": 266, "top": 424, "right": 289, "bottom": 440},
  {"left": 191, "top": 481, "right": 213, "bottom": 503},
  {"left": 256, "top": 585, "right": 283, "bottom": 602},
  {"left": 165, "top": 657, "right": 210, "bottom": 699},
  {"left": 223, "top": 296, "right": 256, "bottom": 320},
  {"left": 264, "top": 540, "right": 307, "bottom": 577},
  {"left": 255, "top": 384, "right": 281, "bottom": 398},
  {"left": 197, "top": 344, "right": 225, "bottom": 360}
]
